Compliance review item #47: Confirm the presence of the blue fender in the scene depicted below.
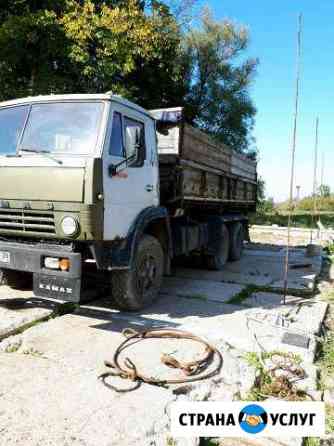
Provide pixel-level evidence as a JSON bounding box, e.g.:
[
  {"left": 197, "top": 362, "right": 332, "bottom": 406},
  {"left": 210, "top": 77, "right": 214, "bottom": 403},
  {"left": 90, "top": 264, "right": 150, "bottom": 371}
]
[{"left": 110, "top": 206, "right": 170, "bottom": 269}]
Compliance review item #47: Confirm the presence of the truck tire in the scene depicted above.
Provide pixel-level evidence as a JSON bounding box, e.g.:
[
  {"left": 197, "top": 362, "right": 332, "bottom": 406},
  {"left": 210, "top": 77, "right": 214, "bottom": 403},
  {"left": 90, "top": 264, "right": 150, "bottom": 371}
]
[
  {"left": 206, "top": 224, "right": 229, "bottom": 270},
  {"left": 111, "top": 235, "right": 164, "bottom": 311},
  {"left": 229, "top": 222, "right": 244, "bottom": 261},
  {"left": 0, "top": 269, "right": 32, "bottom": 289}
]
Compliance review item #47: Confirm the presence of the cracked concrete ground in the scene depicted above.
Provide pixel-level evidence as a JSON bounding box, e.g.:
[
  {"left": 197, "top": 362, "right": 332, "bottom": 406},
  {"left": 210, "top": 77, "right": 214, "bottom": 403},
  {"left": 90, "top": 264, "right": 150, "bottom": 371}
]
[{"left": 0, "top": 241, "right": 326, "bottom": 446}]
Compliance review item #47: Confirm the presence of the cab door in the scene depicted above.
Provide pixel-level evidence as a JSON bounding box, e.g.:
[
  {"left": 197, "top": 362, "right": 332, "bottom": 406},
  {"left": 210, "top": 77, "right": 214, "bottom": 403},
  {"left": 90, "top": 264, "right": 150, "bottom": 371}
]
[{"left": 102, "top": 103, "right": 159, "bottom": 240}]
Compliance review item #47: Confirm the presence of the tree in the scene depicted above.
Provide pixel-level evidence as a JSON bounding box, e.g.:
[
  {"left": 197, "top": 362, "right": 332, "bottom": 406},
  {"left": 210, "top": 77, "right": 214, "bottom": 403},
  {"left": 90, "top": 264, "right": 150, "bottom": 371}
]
[
  {"left": 256, "top": 176, "right": 265, "bottom": 203},
  {"left": 0, "top": 3, "right": 70, "bottom": 99},
  {"left": 0, "top": 0, "right": 183, "bottom": 102},
  {"left": 181, "top": 8, "right": 258, "bottom": 154},
  {"left": 118, "top": 1, "right": 188, "bottom": 108},
  {"left": 0, "top": 1, "right": 258, "bottom": 158},
  {"left": 319, "top": 184, "right": 331, "bottom": 198}
]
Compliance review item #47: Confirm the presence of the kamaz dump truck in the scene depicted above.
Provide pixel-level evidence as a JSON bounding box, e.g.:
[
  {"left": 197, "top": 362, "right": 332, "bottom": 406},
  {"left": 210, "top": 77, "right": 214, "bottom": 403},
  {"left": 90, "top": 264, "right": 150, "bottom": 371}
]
[{"left": 0, "top": 94, "right": 257, "bottom": 310}]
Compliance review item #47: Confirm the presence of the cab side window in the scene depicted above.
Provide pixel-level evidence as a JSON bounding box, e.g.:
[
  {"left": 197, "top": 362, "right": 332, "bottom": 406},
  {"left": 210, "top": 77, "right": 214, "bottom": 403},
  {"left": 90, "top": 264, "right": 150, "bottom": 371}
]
[
  {"left": 109, "top": 111, "right": 124, "bottom": 157},
  {"left": 124, "top": 117, "right": 145, "bottom": 167}
]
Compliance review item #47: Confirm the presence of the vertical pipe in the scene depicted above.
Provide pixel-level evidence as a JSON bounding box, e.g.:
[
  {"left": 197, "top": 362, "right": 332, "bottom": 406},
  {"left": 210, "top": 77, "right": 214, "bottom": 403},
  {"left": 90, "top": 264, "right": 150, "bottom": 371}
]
[
  {"left": 283, "top": 13, "right": 303, "bottom": 305},
  {"left": 311, "top": 117, "right": 319, "bottom": 243},
  {"left": 320, "top": 152, "right": 325, "bottom": 190}
]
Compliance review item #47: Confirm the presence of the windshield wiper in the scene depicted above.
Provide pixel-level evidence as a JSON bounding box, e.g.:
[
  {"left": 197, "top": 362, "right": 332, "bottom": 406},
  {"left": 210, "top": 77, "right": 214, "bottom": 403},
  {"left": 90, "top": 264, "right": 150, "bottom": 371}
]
[{"left": 19, "top": 148, "right": 63, "bottom": 165}]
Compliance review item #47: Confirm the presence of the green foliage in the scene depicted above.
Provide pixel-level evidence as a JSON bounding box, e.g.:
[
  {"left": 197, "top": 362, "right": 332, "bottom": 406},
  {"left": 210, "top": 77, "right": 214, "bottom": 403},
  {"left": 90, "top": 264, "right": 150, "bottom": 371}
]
[
  {"left": 319, "top": 184, "right": 331, "bottom": 198},
  {"left": 303, "top": 438, "right": 320, "bottom": 446},
  {"left": 326, "top": 243, "right": 334, "bottom": 257},
  {"left": 182, "top": 8, "right": 258, "bottom": 154},
  {"left": 256, "top": 177, "right": 275, "bottom": 213},
  {"left": 257, "top": 176, "right": 265, "bottom": 202},
  {"left": 278, "top": 194, "right": 334, "bottom": 212},
  {"left": 326, "top": 404, "right": 334, "bottom": 435},
  {"left": 244, "top": 351, "right": 308, "bottom": 402},
  {"left": 0, "top": 1, "right": 258, "bottom": 156},
  {"left": 0, "top": 6, "right": 69, "bottom": 98},
  {"left": 258, "top": 197, "right": 275, "bottom": 213},
  {"left": 318, "top": 333, "right": 334, "bottom": 378},
  {"left": 251, "top": 211, "right": 334, "bottom": 229},
  {"left": 227, "top": 284, "right": 259, "bottom": 305},
  {"left": 0, "top": 0, "right": 183, "bottom": 101}
]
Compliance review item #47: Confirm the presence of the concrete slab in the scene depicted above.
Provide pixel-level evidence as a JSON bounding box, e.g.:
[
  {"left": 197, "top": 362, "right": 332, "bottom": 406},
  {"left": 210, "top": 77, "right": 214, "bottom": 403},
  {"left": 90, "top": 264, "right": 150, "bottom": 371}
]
[
  {"left": 0, "top": 351, "right": 174, "bottom": 446},
  {"left": 288, "top": 300, "right": 328, "bottom": 335},
  {"left": 174, "top": 267, "right": 273, "bottom": 287},
  {"left": 0, "top": 286, "right": 58, "bottom": 340},
  {"left": 0, "top": 298, "right": 256, "bottom": 446},
  {"left": 161, "top": 277, "right": 245, "bottom": 303},
  {"left": 242, "top": 291, "right": 306, "bottom": 309},
  {"left": 242, "top": 292, "right": 328, "bottom": 336},
  {"left": 211, "top": 307, "right": 318, "bottom": 363},
  {"left": 80, "top": 293, "right": 320, "bottom": 363},
  {"left": 173, "top": 246, "right": 322, "bottom": 294},
  {"left": 0, "top": 280, "right": 325, "bottom": 445}
]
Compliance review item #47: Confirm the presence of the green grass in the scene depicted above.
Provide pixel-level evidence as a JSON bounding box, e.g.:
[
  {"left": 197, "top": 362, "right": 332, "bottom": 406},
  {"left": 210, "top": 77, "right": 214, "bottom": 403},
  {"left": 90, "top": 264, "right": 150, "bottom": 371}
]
[
  {"left": 244, "top": 351, "right": 307, "bottom": 402},
  {"left": 251, "top": 211, "right": 334, "bottom": 229},
  {"left": 199, "top": 439, "right": 217, "bottom": 446},
  {"left": 176, "top": 293, "right": 208, "bottom": 301},
  {"left": 326, "top": 404, "right": 334, "bottom": 435},
  {"left": 303, "top": 438, "right": 320, "bottom": 446},
  {"left": 227, "top": 285, "right": 259, "bottom": 305},
  {"left": 227, "top": 283, "right": 311, "bottom": 305},
  {"left": 321, "top": 287, "right": 334, "bottom": 303},
  {"left": 319, "top": 332, "right": 334, "bottom": 374},
  {"left": 317, "top": 333, "right": 334, "bottom": 387},
  {"left": 166, "top": 437, "right": 177, "bottom": 446},
  {"left": 325, "top": 243, "right": 334, "bottom": 256}
]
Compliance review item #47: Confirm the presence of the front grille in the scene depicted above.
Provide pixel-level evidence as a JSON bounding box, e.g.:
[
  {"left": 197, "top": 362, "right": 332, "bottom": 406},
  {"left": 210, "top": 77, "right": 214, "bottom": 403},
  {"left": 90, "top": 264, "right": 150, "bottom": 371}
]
[{"left": 0, "top": 209, "right": 55, "bottom": 235}]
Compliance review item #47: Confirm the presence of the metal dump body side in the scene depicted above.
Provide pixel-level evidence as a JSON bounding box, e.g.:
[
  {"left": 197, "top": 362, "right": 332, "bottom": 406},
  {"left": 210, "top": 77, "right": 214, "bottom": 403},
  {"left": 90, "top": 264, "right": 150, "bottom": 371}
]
[{"left": 151, "top": 108, "right": 257, "bottom": 213}]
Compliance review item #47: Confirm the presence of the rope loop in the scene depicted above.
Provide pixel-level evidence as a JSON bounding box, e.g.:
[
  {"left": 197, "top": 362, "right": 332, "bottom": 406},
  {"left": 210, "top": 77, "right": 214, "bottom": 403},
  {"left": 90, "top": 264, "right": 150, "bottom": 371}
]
[{"left": 99, "top": 327, "right": 223, "bottom": 392}]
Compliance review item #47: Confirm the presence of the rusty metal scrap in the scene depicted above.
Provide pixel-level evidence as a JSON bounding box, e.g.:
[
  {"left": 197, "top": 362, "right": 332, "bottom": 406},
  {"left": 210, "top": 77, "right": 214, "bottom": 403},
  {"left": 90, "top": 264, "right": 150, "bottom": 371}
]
[{"left": 99, "top": 327, "right": 223, "bottom": 392}]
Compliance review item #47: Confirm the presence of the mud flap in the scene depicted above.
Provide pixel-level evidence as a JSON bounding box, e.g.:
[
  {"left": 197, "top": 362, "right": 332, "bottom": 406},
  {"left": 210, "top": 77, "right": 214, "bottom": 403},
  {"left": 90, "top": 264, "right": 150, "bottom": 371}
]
[{"left": 33, "top": 273, "right": 82, "bottom": 303}]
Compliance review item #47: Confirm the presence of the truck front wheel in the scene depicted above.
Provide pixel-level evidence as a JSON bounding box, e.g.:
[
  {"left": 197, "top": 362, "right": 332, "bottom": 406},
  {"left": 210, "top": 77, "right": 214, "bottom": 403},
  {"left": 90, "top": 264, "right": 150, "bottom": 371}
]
[{"left": 111, "top": 235, "right": 164, "bottom": 311}]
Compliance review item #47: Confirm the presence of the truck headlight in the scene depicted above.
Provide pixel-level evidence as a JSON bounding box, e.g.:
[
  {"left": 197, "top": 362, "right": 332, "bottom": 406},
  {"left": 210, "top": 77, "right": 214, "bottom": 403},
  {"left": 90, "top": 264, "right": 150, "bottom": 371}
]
[{"left": 61, "top": 216, "right": 79, "bottom": 236}]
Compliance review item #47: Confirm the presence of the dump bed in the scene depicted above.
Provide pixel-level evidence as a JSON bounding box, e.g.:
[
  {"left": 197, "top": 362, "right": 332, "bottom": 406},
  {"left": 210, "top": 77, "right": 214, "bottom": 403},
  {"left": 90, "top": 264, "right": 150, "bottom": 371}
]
[{"left": 151, "top": 108, "right": 257, "bottom": 213}]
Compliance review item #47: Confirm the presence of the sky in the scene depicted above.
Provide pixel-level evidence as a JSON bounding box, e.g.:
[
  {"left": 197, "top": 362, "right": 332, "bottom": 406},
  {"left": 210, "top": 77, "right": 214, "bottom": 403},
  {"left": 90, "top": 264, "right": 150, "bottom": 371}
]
[{"left": 208, "top": 0, "right": 334, "bottom": 202}]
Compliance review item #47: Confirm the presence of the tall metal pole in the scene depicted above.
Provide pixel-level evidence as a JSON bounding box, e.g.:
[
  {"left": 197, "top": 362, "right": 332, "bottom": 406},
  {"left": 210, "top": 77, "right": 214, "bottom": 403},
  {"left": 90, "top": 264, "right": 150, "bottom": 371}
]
[
  {"left": 283, "top": 13, "right": 303, "bottom": 305},
  {"left": 320, "top": 151, "right": 325, "bottom": 189},
  {"left": 311, "top": 117, "right": 319, "bottom": 243}
]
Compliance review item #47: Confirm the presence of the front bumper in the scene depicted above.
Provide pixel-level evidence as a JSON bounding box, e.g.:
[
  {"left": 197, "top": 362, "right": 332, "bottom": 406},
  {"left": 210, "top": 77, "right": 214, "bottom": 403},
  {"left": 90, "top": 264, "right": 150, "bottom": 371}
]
[{"left": 0, "top": 240, "right": 82, "bottom": 302}]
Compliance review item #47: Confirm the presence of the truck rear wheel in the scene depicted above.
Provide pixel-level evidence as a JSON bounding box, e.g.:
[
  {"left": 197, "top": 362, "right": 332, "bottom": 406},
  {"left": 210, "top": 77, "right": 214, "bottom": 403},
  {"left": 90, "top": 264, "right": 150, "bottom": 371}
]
[
  {"left": 0, "top": 269, "right": 32, "bottom": 289},
  {"left": 229, "top": 222, "right": 244, "bottom": 261},
  {"left": 111, "top": 235, "right": 164, "bottom": 311},
  {"left": 205, "top": 223, "right": 229, "bottom": 270}
]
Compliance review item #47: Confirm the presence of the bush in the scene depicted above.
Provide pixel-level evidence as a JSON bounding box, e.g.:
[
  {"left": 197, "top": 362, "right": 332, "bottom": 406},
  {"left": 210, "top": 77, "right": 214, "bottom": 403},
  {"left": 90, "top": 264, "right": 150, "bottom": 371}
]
[{"left": 251, "top": 212, "right": 334, "bottom": 229}]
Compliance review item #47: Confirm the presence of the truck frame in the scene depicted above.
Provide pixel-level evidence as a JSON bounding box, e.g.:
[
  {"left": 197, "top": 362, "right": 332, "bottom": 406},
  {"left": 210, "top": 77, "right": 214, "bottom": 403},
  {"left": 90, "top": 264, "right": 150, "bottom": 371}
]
[{"left": 0, "top": 94, "right": 256, "bottom": 310}]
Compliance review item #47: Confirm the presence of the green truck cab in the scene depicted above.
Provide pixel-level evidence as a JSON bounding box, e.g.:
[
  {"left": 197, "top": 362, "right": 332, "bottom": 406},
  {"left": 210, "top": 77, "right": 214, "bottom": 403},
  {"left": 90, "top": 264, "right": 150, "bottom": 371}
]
[{"left": 0, "top": 94, "right": 257, "bottom": 310}]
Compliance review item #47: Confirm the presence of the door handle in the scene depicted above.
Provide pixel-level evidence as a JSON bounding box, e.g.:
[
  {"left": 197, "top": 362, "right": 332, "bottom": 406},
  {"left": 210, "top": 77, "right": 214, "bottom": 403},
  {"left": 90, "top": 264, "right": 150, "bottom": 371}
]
[{"left": 145, "top": 184, "right": 154, "bottom": 192}]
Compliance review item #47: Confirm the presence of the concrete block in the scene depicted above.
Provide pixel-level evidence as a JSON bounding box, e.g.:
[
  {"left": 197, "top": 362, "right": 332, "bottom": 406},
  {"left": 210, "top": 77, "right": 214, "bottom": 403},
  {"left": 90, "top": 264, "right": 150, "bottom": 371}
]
[
  {"left": 161, "top": 277, "right": 245, "bottom": 303},
  {"left": 0, "top": 289, "right": 57, "bottom": 340}
]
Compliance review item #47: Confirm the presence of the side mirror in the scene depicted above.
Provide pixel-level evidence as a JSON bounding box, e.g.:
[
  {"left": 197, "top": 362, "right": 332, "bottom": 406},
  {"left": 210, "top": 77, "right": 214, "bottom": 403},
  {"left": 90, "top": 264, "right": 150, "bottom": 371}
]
[
  {"left": 108, "top": 163, "right": 117, "bottom": 176},
  {"left": 108, "top": 152, "right": 137, "bottom": 176}
]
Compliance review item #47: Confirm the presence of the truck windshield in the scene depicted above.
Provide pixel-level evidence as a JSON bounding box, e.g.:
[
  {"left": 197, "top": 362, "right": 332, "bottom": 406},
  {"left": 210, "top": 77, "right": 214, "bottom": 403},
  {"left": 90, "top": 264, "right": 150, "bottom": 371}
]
[
  {"left": 20, "top": 102, "right": 104, "bottom": 155},
  {"left": 0, "top": 105, "right": 29, "bottom": 155}
]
